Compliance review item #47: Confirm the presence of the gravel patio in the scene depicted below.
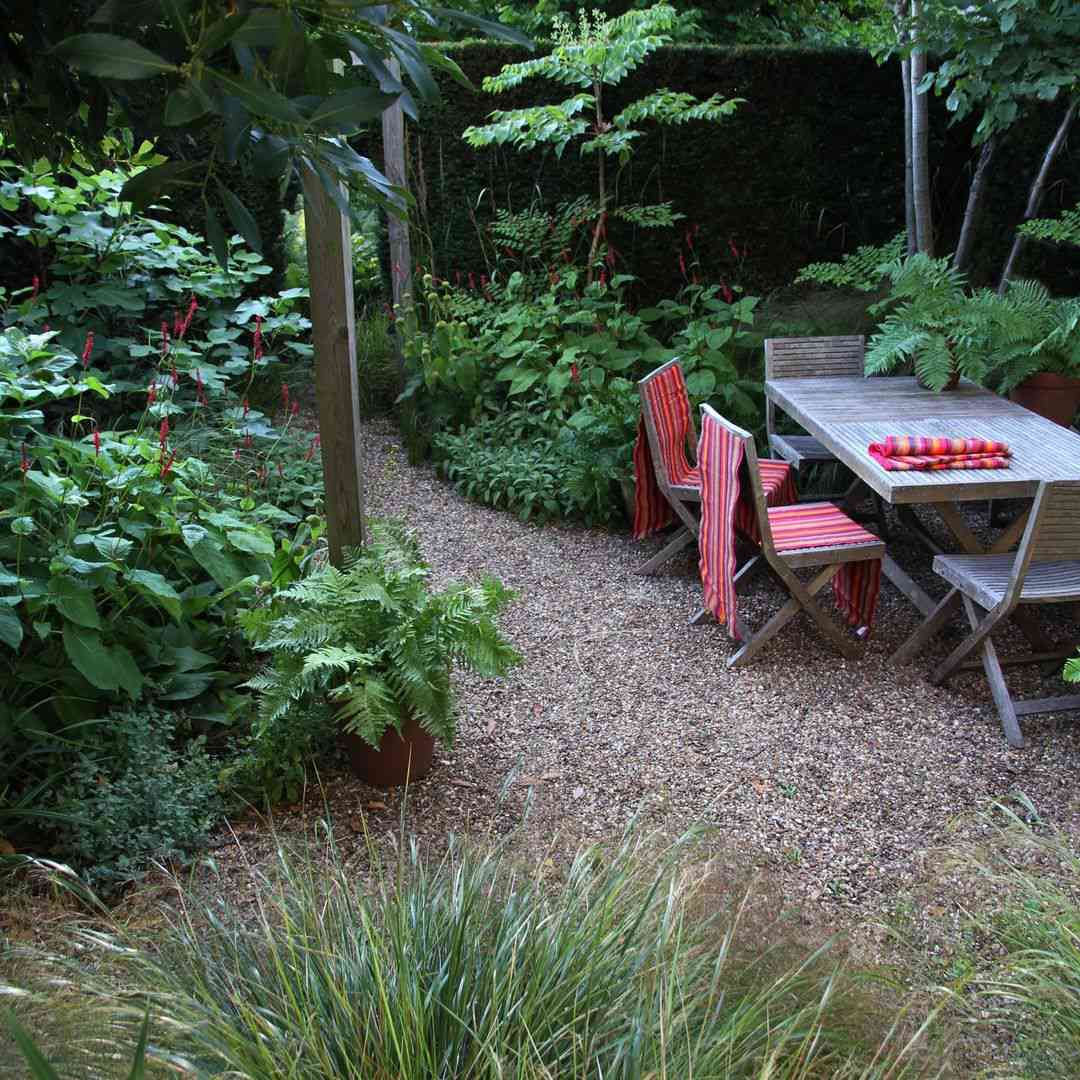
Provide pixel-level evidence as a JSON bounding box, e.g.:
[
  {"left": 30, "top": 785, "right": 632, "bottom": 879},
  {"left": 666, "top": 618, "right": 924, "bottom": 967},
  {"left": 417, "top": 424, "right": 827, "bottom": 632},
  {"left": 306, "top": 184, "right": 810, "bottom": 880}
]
[{"left": 222, "top": 417, "right": 1080, "bottom": 926}]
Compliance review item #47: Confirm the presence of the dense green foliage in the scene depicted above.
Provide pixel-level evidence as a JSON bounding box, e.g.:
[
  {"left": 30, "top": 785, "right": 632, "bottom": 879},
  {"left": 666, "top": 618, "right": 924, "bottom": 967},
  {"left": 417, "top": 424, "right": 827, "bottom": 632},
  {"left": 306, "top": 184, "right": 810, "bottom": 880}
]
[
  {"left": 403, "top": 266, "right": 762, "bottom": 523},
  {"left": 399, "top": 42, "right": 1080, "bottom": 303},
  {"left": 241, "top": 520, "right": 520, "bottom": 751}
]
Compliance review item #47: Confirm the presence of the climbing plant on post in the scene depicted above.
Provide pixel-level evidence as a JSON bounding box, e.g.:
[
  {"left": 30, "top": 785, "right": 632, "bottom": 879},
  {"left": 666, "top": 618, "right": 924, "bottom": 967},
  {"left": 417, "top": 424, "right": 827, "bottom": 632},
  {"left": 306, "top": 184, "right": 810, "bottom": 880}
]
[{"left": 462, "top": 3, "right": 740, "bottom": 281}]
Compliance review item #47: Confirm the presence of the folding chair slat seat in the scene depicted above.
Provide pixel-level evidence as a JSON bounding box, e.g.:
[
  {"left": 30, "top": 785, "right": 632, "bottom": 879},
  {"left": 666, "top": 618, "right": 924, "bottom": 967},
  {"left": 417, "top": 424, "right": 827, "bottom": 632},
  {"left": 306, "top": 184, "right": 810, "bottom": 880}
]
[
  {"left": 895, "top": 479, "right": 1080, "bottom": 748},
  {"left": 697, "top": 404, "right": 885, "bottom": 667},
  {"left": 765, "top": 336, "right": 865, "bottom": 471},
  {"left": 633, "top": 358, "right": 797, "bottom": 575}
]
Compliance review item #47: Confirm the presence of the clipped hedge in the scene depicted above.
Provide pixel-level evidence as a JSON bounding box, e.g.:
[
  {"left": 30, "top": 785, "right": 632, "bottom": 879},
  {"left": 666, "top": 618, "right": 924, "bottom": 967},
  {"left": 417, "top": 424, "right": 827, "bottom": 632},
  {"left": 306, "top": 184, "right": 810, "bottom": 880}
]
[{"left": 398, "top": 43, "right": 1079, "bottom": 301}]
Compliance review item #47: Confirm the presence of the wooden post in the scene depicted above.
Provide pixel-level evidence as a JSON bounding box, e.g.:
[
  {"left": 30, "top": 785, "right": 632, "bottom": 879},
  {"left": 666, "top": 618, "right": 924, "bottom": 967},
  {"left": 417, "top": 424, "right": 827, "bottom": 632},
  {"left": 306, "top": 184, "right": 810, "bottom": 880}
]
[
  {"left": 302, "top": 164, "right": 365, "bottom": 563},
  {"left": 382, "top": 56, "right": 413, "bottom": 375}
]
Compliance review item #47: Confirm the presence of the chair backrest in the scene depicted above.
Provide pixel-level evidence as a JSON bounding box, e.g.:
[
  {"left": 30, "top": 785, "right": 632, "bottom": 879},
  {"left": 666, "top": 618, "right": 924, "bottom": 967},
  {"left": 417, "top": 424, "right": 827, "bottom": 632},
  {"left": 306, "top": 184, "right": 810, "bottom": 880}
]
[
  {"left": 698, "top": 404, "right": 774, "bottom": 552},
  {"left": 764, "top": 336, "right": 866, "bottom": 379},
  {"left": 638, "top": 357, "right": 694, "bottom": 492},
  {"left": 1006, "top": 479, "right": 1080, "bottom": 603}
]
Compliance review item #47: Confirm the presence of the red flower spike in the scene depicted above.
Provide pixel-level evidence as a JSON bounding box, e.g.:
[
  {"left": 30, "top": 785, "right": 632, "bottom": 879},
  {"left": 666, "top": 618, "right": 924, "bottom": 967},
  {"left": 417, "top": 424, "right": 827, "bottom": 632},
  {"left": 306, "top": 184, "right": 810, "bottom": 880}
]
[
  {"left": 31, "top": 276, "right": 39, "bottom": 302},
  {"left": 570, "top": 363, "right": 580, "bottom": 383},
  {"left": 92, "top": 430, "right": 101, "bottom": 456},
  {"left": 178, "top": 296, "right": 198, "bottom": 339},
  {"left": 276, "top": 461, "right": 284, "bottom": 479},
  {"left": 720, "top": 280, "right": 733, "bottom": 304},
  {"left": 161, "top": 321, "right": 170, "bottom": 358},
  {"left": 468, "top": 272, "right": 476, "bottom": 290},
  {"left": 242, "top": 397, "right": 249, "bottom": 418},
  {"left": 679, "top": 254, "right": 687, "bottom": 279},
  {"left": 685, "top": 229, "right": 694, "bottom": 251},
  {"left": 244, "top": 433, "right": 253, "bottom": 449},
  {"left": 253, "top": 315, "right": 263, "bottom": 362},
  {"left": 81, "top": 331, "right": 94, "bottom": 369},
  {"left": 147, "top": 382, "right": 157, "bottom": 406},
  {"left": 159, "top": 418, "right": 169, "bottom": 448},
  {"left": 233, "top": 448, "right": 240, "bottom": 461},
  {"left": 170, "top": 363, "right": 179, "bottom": 388},
  {"left": 281, "top": 384, "right": 290, "bottom": 411},
  {"left": 728, "top": 238, "right": 740, "bottom": 260},
  {"left": 290, "top": 400, "right": 300, "bottom": 417},
  {"left": 599, "top": 270, "right": 607, "bottom": 286},
  {"left": 173, "top": 309, "right": 182, "bottom": 338},
  {"left": 454, "top": 270, "right": 463, "bottom": 286},
  {"left": 160, "top": 451, "right": 177, "bottom": 479},
  {"left": 20, "top": 443, "right": 30, "bottom": 474}
]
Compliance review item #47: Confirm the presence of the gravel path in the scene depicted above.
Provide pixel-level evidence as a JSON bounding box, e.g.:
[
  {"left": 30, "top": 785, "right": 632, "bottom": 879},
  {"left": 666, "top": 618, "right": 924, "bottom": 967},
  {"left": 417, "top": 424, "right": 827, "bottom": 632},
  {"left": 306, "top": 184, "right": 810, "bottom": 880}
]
[{"left": 332, "top": 418, "right": 1080, "bottom": 919}]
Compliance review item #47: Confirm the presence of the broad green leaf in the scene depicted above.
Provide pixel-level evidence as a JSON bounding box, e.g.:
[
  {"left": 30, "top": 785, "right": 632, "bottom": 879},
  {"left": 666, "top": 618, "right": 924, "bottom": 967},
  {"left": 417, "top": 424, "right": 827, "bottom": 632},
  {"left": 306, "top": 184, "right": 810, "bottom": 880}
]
[
  {"left": 164, "top": 85, "right": 211, "bottom": 125},
  {"left": 10, "top": 517, "right": 34, "bottom": 536},
  {"left": 226, "top": 528, "right": 275, "bottom": 556},
  {"left": 686, "top": 370, "right": 717, "bottom": 397},
  {"left": 216, "top": 182, "right": 262, "bottom": 254},
  {"left": 53, "top": 33, "right": 175, "bottom": 80},
  {"left": 158, "top": 671, "right": 215, "bottom": 700},
  {"left": 0, "top": 606, "right": 22, "bottom": 650},
  {"left": 62, "top": 623, "right": 144, "bottom": 697},
  {"left": 309, "top": 87, "right": 397, "bottom": 132},
  {"left": 48, "top": 577, "right": 101, "bottom": 629},
  {"left": 181, "top": 524, "right": 247, "bottom": 588},
  {"left": 127, "top": 569, "right": 182, "bottom": 620},
  {"left": 119, "top": 160, "right": 199, "bottom": 212}
]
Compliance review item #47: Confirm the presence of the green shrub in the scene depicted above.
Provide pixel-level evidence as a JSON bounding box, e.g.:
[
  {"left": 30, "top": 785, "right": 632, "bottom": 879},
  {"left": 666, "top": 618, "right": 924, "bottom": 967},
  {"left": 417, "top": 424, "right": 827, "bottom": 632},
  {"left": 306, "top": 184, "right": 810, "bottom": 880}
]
[{"left": 51, "top": 706, "right": 221, "bottom": 893}]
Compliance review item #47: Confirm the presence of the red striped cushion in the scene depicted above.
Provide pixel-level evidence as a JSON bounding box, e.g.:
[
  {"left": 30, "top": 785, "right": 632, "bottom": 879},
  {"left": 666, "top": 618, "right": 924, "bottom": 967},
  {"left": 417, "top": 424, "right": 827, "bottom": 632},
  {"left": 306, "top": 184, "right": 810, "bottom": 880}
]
[{"left": 766, "top": 502, "right": 882, "bottom": 629}]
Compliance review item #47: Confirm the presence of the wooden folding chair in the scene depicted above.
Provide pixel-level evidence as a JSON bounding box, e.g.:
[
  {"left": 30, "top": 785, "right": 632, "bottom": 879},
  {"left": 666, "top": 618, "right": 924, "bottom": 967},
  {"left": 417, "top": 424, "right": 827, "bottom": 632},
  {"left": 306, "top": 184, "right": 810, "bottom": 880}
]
[
  {"left": 634, "top": 358, "right": 702, "bottom": 575},
  {"left": 698, "top": 405, "right": 885, "bottom": 667},
  {"left": 895, "top": 479, "right": 1080, "bottom": 748},
  {"left": 765, "top": 335, "right": 886, "bottom": 533}
]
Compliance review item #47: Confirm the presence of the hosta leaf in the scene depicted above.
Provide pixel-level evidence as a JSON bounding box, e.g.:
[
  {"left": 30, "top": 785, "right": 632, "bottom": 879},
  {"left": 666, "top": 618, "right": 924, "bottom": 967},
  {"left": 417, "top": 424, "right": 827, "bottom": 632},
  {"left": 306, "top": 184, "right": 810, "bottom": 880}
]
[
  {"left": 48, "top": 577, "right": 101, "bottom": 629},
  {"left": 10, "top": 517, "right": 34, "bottom": 536},
  {"left": 62, "top": 623, "right": 144, "bottom": 697},
  {"left": 226, "top": 528, "right": 275, "bottom": 556},
  {"left": 0, "top": 606, "right": 22, "bottom": 650},
  {"left": 181, "top": 523, "right": 247, "bottom": 587},
  {"left": 127, "top": 569, "right": 183, "bottom": 620}
]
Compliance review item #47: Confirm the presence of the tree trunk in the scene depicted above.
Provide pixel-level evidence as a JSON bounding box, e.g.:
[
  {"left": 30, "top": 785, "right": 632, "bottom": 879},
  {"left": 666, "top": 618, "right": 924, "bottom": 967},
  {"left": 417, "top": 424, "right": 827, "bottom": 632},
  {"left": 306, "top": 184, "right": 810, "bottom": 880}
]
[
  {"left": 998, "top": 97, "right": 1078, "bottom": 294},
  {"left": 586, "top": 79, "right": 606, "bottom": 283},
  {"left": 953, "top": 135, "right": 997, "bottom": 274},
  {"left": 382, "top": 56, "right": 413, "bottom": 380},
  {"left": 301, "top": 164, "right": 365, "bottom": 564},
  {"left": 909, "top": 0, "right": 933, "bottom": 255},
  {"left": 895, "top": 2, "right": 915, "bottom": 254}
]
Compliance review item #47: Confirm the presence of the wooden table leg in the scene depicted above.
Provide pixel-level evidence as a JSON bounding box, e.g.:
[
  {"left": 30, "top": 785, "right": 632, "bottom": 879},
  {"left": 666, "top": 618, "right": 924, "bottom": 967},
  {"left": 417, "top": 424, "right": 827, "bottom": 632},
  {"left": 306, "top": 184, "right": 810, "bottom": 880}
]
[{"left": 881, "top": 553, "right": 936, "bottom": 617}]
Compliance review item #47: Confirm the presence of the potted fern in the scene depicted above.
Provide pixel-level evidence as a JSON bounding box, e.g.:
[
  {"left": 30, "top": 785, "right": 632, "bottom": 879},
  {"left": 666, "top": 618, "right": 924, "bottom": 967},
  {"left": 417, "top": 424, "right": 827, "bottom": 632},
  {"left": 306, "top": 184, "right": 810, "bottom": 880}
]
[
  {"left": 865, "top": 253, "right": 1002, "bottom": 392},
  {"left": 987, "top": 280, "right": 1080, "bottom": 427},
  {"left": 241, "top": 520, "right": 520, "bottom": 787}
]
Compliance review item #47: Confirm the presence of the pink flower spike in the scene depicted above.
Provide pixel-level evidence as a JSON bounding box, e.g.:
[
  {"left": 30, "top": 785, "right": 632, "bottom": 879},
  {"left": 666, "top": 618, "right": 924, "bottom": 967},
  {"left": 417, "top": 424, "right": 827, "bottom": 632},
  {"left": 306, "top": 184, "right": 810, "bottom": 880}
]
[
  {"left": 159, "top": 418, "right": 169, "bottom": 448},
  {"left": 31, "top": 276, "right": 39, "bottom": 302},
  {"left": 281, "top": 383, "right": 290, "bottom": 411},
  {"left": 253, "top": 314, "right": 264, "bottom": 361},
  {"left": 242, "top": 397, "right": 250, "bottom": 418},
  {"left": 81, "top": 331, "right": 94, "bottom": 369},
  {"left": 276, "top": 461, "right": 284, "bottom": 479},
  {"left": 92, "top": 430, "right": 101, "bottom": 456},
  {"left": 20, "top": 443, "right": 30, "bottom": 474},
  {"left": 290, "top": 400, "right": 300, "bottom": 417},
  {"left": 147, "top": 382, "right": 157, "bottom": 406}
]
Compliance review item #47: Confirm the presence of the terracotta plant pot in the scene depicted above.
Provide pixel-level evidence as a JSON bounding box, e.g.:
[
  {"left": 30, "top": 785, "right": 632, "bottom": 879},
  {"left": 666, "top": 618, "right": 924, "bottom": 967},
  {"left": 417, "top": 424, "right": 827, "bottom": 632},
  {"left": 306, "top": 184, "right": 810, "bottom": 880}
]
[
  {"left": 341, "top": 716, "right": 436, "bottom": 787},
  {"left": 1009, "top": 371, "right": 1080, "bottom": 428}
]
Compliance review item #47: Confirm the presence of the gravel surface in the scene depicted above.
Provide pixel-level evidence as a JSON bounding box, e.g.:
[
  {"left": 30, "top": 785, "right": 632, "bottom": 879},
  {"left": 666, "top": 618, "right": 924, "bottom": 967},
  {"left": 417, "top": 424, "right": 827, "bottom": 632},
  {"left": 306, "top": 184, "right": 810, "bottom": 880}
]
[{"left": 245, "top": 417, "right": 1074, "bottom": 925}]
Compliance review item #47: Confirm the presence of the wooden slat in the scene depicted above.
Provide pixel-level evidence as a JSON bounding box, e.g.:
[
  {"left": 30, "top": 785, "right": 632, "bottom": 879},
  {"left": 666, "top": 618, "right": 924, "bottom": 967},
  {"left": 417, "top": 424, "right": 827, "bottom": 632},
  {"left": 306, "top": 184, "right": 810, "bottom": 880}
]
[
  {"left": 1013, "top": 695, "right": 1080, "bottom": 717},
  {"left": 1031, "top": 481, "right": 1080, "bottom": 560},
  {"left": 765, "top": 336, "right": 865, "bottom": 380},
  {"left": 934, "top": 553, "right": 1080, "bottom": 607}
]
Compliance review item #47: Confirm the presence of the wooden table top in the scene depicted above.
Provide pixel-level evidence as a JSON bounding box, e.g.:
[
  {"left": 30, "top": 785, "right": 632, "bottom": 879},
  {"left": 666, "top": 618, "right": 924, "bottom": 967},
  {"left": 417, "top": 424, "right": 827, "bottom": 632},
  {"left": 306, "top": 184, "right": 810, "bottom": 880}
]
[{"left": 765, "top": 375, "right": 1080, "bottom": 504}]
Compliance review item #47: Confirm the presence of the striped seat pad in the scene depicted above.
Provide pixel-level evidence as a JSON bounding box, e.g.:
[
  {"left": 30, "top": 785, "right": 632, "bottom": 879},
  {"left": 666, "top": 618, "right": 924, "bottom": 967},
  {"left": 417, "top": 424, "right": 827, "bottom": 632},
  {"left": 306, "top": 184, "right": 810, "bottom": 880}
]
[{"left": 767, "top": 501, "right": 881, "bottom": 552}]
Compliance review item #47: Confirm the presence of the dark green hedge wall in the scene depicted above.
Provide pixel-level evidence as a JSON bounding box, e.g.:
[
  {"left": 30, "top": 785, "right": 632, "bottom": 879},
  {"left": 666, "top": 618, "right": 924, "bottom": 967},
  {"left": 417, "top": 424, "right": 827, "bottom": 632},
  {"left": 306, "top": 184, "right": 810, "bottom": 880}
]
[{"left": 397, "top": 43, "right": 1079, "bottom": 302}]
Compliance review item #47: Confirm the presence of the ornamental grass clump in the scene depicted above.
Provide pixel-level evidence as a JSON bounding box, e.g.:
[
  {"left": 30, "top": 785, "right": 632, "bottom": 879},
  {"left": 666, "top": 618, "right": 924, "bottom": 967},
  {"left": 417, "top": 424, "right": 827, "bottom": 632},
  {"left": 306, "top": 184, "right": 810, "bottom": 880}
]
[
  {"left": 6, "top": 823, "right": 946, "bottom": 1078},
  {"left": 240, "top": 519, "right": 521, "bottom": 749}
]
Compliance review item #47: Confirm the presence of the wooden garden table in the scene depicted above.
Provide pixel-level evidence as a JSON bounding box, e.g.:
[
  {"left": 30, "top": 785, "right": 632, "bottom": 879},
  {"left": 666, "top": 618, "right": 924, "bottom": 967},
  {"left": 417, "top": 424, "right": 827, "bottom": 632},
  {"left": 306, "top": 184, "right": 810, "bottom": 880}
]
[{"left": 764, "top": 375, "right": 1080, "bottom": 632}]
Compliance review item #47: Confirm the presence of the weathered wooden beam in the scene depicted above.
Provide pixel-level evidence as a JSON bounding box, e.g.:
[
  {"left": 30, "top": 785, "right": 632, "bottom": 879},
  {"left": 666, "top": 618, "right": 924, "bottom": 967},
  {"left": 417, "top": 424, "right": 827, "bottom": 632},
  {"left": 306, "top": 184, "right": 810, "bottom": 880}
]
[{"left": 302, "top": 164, "right": 365, "bottom": 563}]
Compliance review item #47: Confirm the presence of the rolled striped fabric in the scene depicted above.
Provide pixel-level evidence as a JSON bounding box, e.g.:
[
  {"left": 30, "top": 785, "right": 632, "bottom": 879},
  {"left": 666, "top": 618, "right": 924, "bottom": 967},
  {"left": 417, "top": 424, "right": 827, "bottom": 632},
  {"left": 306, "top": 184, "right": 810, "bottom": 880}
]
[
  {"left": 699, "top": 415, "right": 881, "bottom": 636},
  {"left": 868, "top": 435, "right": 1011, "bottom": 471},
  {"left": 633, "top": 363, "right": 797, "bottom": 537}
]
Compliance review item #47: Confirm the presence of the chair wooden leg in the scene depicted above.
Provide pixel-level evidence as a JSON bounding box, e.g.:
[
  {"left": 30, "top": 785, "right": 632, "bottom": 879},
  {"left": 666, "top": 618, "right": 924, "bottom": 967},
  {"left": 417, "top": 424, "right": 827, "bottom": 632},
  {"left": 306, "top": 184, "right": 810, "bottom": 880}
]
[
  {"left": 728, "top": 564, "right": 852, "bottom": 667},
  {"left": 959, "top": 596, "right": 1025, "bottom": 748},
  {"left": 689, "top": 554, "right": 764, "bottom": 625},
  {"left": 931, "top": 600, "right": 1009, "bottom": 686},
  {"left": 636, "top": 526, "right": 694, "bottom": 575},
  {"left": 893, "top": 588, "right": 961, "bottom": 665}
]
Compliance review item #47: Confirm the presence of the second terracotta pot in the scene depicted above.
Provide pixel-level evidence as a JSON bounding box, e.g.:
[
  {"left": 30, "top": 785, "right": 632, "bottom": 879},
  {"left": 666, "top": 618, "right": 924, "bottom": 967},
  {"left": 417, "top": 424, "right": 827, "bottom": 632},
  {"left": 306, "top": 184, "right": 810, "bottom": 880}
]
[{"left": 1010, "top": 371, "right": 1080, "bottom": 428}]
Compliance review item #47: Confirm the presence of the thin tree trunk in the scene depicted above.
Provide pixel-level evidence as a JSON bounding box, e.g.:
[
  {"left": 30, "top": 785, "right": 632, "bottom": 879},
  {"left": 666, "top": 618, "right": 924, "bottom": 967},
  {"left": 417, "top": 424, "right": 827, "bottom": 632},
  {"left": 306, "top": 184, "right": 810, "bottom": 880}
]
[
  {"left": 895, "top": 1, "right": 915, "bottom": 254},
  {"left": 998, "top": 97, "right": 1078, "bottom": 294},
  {"left": 909, "top": 0, "right": 933, "bottom": 255},
  {"left": 902, "top": 54, "right": 915, "bottom": 254},
  {"left": 953, "top": 135, "right": 997, "bottom": 273},
  {"left": 381, "top": 56, "right": 412, "bottom": 381},
  {"left": 587, "top": 79, "right": 606, "bottom": 283}
]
